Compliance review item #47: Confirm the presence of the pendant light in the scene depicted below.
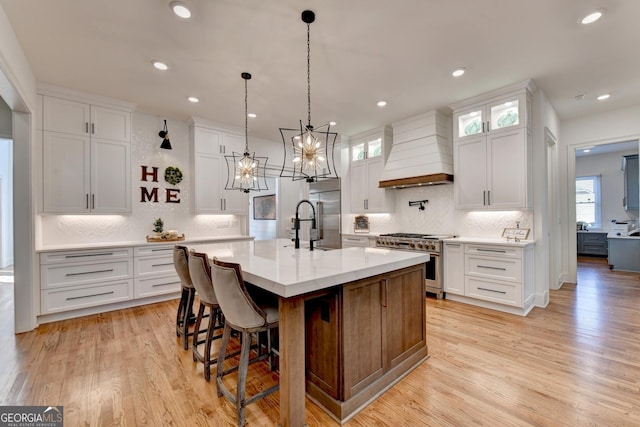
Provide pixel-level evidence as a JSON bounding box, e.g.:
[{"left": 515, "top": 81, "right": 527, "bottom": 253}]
[
  {"left": 279, "top": 10, "right": 338, "bottom": 183},
  {"left": 225, "top": 72, "right": 268, "bottom": 193}
]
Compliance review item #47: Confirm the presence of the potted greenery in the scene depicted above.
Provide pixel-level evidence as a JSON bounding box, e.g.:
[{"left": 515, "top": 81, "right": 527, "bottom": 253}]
[{"left": 153, "top": 217, "right": 164, "bottom": 237}]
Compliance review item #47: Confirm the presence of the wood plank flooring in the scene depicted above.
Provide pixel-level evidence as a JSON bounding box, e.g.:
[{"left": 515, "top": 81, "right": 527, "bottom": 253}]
[{"left": 0, "top": 257, "right": 638, "bottom": 426}]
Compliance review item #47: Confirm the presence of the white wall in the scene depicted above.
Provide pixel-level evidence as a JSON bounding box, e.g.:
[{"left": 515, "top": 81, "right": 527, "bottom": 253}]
[
  {"left": 576, "top": 149, "right": 639, "bottom": 229},
  {"left": 0, "top": 138, "right": 12, "bottom": 268}
]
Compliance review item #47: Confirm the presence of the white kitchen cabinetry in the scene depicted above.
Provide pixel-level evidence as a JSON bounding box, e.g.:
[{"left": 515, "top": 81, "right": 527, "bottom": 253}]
[
  {"left": 443, "top": 242, "right": 464, "bottom": 295},
  {"left": 191, "top": 123, "right": 248, "bottom": 214},
  {"left": 451, "top": 81, "right": 534, "bottom": 210},
  {"left": 443, "top": 240, "right": 534, "bottom": 315},
  {"left": 341, "top": 234, "right": 377, "bottom": 248},
  {"left": 133, "top": 244, "right": 181, "bottom": 298},
  {"left": 42, "top": 95, "right": 131, "bottom": 213},
  {"left": 40, "top": 247, "right": 134, "bottom": 315},
  {"left": 349, "top": 127, "right": 394, "bottom": 213}
]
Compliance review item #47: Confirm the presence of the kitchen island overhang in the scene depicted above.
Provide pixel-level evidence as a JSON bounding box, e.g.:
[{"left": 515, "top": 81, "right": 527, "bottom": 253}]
[{"left": 190, "top": 239, "right": 429, "bottom": 425}]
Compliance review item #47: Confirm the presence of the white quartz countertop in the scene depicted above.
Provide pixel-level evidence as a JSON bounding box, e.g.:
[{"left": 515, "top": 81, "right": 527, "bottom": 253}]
[
  {"left": 189, "top": 239, "right": 430, "bottom": 298},
  {"left": 36, "top": 235, "right": 253, "bottom": 252},
  {"left": 442, "top": 236, "right": 535, "bottom": 248},
  {"left": 607, "top": 232, "right": 640, "bottom": 239}
]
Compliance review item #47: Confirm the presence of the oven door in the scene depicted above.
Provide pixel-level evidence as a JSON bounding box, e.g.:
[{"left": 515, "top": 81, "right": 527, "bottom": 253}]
[{"left": 424, "top": 253, "right": 442, "bottom": 298}]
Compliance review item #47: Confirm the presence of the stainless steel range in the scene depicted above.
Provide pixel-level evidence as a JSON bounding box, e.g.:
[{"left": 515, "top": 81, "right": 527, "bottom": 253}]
[{"left": 376, "top": 233, "right": 454, "bottom": 299}]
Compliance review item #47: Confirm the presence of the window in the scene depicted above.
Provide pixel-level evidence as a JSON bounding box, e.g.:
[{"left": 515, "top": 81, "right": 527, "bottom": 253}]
[{"left": 576, "top": 175, "right": 601, "bottom": 227}]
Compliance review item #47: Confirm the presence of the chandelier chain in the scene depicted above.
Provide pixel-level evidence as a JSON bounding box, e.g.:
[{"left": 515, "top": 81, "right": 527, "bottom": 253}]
[
  {"left": 244, "top": 77, "right": 249, "bottom": 153},
  {"left": 307, "top": 22, "right": 311, "bottom": 128}
]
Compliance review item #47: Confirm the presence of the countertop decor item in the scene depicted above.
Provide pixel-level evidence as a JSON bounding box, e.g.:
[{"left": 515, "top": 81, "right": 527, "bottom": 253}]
[
  {"left": 146, "top": 233, "right": 185, "bottom": 242},
  {"left": 164, "top": 166, "right": 183, "bottom": 185},
  {"left": 279, "top": 10, "right": 338, "bottom": 183},
  {"left": 159, "top": 120, "right": 172, "bottom": 150},
  {"left": 502, "top": 227, "right": 530, "bottom": 240},
  {"left": 152, "top": 217, "right": 164, "bottom": 234},
  {"left": 354, "top": 215, "right": 369, "bottom": 233},
  {"left": 224, "top": 72, "right": 269, "bottom": 193}
]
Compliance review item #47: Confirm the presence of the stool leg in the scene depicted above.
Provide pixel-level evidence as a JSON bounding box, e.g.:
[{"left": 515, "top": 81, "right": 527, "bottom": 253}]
[
  {"left": 203, "top": 305, "right": 217, "bottom": 381},
  {"left": 183, "top": 288, "right": 196, "bottom": 350},
  {"left": 176, "top": 288, "right": 188, "bottom": 337},
  {"left": 192, "top": 303, "right": 205, "bottom": 361},
  {"left": 237, "top": 330, "right": 251, "bottom": 427},
  {"left": 216, "top": 323, "right": 232, "bottom": 398}
]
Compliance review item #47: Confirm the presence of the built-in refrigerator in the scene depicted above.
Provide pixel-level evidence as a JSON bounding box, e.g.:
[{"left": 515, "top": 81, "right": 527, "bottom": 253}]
[{"left": 309, "top": 179, "right": 342, "bottom": 249}]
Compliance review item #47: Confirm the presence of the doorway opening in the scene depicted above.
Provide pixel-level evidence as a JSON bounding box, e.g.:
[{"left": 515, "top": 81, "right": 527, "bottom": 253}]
[{"left": 0, "top": 103, "right": 14, "bottom": 335}]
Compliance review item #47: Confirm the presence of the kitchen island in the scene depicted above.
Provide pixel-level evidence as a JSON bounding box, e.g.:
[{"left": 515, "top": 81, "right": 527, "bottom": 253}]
[{"left": 190, "top": 239, "right": 430, "bottom": 426}]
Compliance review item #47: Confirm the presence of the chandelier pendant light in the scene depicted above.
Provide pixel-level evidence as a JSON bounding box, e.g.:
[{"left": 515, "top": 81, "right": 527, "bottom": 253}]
[
  {"left": 279, "top": 10, "right": 338, "bottom": 183},
  {"left": 225, "top": 72, "right": 268, "bottom": 193}
]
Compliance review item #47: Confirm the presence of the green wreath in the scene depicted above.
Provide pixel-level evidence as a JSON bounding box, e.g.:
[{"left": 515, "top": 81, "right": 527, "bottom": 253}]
[{"left": 164, "top": 166, "right": 183, "bottom": 185}]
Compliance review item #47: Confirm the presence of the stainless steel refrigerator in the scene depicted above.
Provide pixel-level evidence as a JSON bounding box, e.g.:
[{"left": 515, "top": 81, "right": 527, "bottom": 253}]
[{"left": 309, "top": 179, "right": 342, "bottom": 249}]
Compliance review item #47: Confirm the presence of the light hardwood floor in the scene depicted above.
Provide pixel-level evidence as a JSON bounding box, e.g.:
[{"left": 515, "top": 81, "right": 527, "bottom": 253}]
[{"left": 1, "top": 257, "right": 638, "bottom": 426}]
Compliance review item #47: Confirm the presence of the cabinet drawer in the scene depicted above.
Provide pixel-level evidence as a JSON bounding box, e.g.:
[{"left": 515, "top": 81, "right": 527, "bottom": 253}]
[
  {"left": 465, "top": 255, "right": 521, "bottom": 282},
  {"left": 41, "top": 279, "right": 133, "bottom": 314},
  {"left": 134, "top": 255, "right": 176, "bottom": 277},
  {"left": 41, "top": 259, "right": 132, "bottom": 289},
  {"left": 135, "top": 274, "right": 181, "bottom": 298},
  {"left": 134, "top": 244, "right": 175, "bottom": 257},
  {"left": 41, "top": 247, "right": 132, "bottom": 264},
  {"left": 465, "top": 244, "right": 521, "bottom": 258},
  {"left": 465, "top": 277, "right": 521, "bottom": 307},
  {"left": 342, "top": 235, "right": 371, "bottom": 247},
  {"left": 581, "top": 233, "right": 607, "bottom": 244}
]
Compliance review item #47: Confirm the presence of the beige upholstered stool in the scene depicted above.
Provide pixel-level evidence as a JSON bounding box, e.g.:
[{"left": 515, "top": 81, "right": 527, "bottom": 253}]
[
  {"left": 173, "top": 245, "right": 196, "bottom": 350},
  {"left": 211, "top": 257, "right": 279, "bottom": 427},
  {"left": 188, "top": 251, "right": 225, "bottom": 381}
]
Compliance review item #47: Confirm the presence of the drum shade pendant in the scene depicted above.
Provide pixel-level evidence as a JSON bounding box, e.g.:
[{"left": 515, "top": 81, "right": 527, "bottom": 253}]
[
  {"left": 159, "top": 120, "right": 172, "bottom": 150},
  {"left": 279, "top": 10, "right": 338, "bottom": 182},
  {"left": 225, "top": 72, "right": 268, "bottom": 193}
]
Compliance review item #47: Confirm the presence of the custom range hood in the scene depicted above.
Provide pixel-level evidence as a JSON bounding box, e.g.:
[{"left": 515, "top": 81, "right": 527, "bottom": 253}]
[{"left": 379, "top": 110, "right": 453, "bottom": 189}]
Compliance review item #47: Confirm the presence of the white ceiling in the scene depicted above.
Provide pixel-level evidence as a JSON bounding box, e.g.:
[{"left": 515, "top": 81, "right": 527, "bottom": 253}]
[{"left": 2, "top": 0, "right": 639, "bottom": 143}]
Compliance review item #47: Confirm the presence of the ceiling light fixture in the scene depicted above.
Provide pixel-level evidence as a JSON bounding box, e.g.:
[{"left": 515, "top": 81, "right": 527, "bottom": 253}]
[
  {"left": 452, "top": 68, "right": 466, "bottom": 77},
  {"left": 152, "top": 61, "right": 169, "bottom": 71},
  {"left": 597, "top": 94, "right": 610, "bottom": 101},
  {"left": 581, "top": 9, "right": 606, "bottom": 24},
  {"left": 225, "top": 72, "right": 268, "bottom": 193},
  {"left": 377, "top": 101, "right": 387, "bottom": 107},
  {"left": 247, "top": 113, "right": 257, "bottom": 118},
  {"left": 187, "top": 96, "right": 199, "bottom": 103},
  {"left": 329, "top": 121, "right": 337, "bottom": 126},
  {"left": 159, "top": 120, "right": 172, "bottom": 150},
  {"left": 170, "top": 1, "right": 192, "bottom": 19},
  {"left": 279, "top": 10, "right": 339, "bottom": 183}
]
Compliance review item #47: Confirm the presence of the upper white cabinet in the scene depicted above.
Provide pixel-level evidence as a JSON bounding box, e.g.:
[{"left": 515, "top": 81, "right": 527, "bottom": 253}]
[
  {"left": 451, "top": 80, "right": 535, "bottom": 210},
  {"left": 191, "top": 122, "right": 248, "bottom": 214},
  {"left": 42, "top": 95, "right": 131, "bottom": 213},
  {"left": 349, "top": 126, "right": 395, "bottom": 213}
]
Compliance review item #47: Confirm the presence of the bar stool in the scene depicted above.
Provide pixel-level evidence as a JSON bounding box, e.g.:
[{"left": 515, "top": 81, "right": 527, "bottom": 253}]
[
  {"left": 188, "top": 251, "right": 225, "bottom": 381},
  {"left": 173, "top": 245, "right": 196, "bottom": 350},
  {"left": 211, "top": 257, "right": 279, "bottom": 427}
]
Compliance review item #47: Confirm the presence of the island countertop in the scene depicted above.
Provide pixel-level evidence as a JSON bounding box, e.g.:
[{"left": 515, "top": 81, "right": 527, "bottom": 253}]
[{"left": 190, "top": 238, "right": 431, "bottom": 298}]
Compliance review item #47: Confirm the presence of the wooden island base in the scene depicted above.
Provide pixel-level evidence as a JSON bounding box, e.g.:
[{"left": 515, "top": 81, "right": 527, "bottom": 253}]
[{"left": 303, "top": 264, "right": 428, "bottom": 422}]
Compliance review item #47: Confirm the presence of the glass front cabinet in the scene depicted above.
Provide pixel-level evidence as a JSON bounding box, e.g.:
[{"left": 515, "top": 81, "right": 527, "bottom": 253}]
[{"left": 454, "top": 92, "right": 528, "bottom": 142}]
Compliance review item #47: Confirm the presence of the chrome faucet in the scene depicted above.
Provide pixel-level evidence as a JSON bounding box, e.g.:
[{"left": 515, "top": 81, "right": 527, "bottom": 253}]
[{"left": 294, "top": 199, "right": 317, "bottom": 251}]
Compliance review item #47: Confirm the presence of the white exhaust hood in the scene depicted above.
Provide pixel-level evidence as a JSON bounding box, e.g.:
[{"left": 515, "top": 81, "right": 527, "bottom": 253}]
[{"left": 379, "top": 109, "right": 453, "bottom": 188}]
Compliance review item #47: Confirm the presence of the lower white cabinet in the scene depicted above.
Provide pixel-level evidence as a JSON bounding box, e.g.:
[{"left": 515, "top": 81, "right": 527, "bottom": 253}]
[
  {"left": 133, "top": 244, "right": 181, "bottom": 298},
  {"left": 341, "top": 234, "right": 377, "bottom": 248},
  {"left": 443, "top": 240, "right": 534, "bottom": 315},
  {"left": 40, "top": 247, "right": 134, "bottom": 314}
]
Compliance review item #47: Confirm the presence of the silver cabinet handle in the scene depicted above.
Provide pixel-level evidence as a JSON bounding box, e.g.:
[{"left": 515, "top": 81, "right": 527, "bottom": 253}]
[
  {"left": 446, "top": 243, "right": 461, "bottom": 247},
  {"left": 91, "top": 123, "right": 95, "bottom": 134},
  {"left": 85, "top": 122, "right": 89, "bottom": 133},
  {"left": 477, "top": 265, "right": 507, "bottom": 271},
  {"left": 150, "top": 248, "right": 173, "bottom": 252},
  {"left": 477, "top": 248, "right": 506, "bottom": 253},
  {"left": 66, "top": 268, "right": 114, "bottom": 277},
  {"left": 483, "top": 191, "right": 486, "bottom": 205},
  {"left": 86, "top": 194, "right": 89, "bottom": 209},
  {"left": 152, "top": 281, "right": 179, "bottom": 288},
  {"left": 487, "top": 190, "right": 491, "bottom": 205},
  {"left": 151, "top": 262, "right": 174, "bottom": 267},
  {"left": 482, "top": 121, "right": 485, "bottom": 133},
  {"left": 67, "top": 291, "right": 114, "bottom": 301},
  {"left": 65, "top": 252, "right": 114, "bottom": 259},
  {"left": 478, "top": 287, "right": 506, "bottom": 294},
  {"left": 92, "top": 194, "right": 95, "bottom": 209},
  {"left": 486, "top": 121, "right": 490, "bottom": 132}
]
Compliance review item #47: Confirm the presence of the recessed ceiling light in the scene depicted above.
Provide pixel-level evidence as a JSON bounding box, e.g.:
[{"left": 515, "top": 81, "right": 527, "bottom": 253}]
[
  {"left": 152, "top": 61, "right": 169, "bottom": 71},
  {"left": 574, "top": 94, "right": 585, "bottom": 100},
  {"left": 580, "top": 9, "right": 606, "bottom": 25},
  {"left": 187, "top": 96, "right": 199, "bottom": 103},
  {"left": 452, "top": 68, "right": 465, "bottom": 77},
  {"left": 597, "top": 94, "right": 610, "bottom": 101},
  {"left": 329, "top": 121, "right": 337, "bottom": 126},
  {"left": 377, "top": 101, "right": 387, "bottom": 107},
  {"left": 170, "top": 1, "right": 192, "bottom": 19},
  {"left": 247, "top": 113, "right": 257, "bottom": 118}
]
